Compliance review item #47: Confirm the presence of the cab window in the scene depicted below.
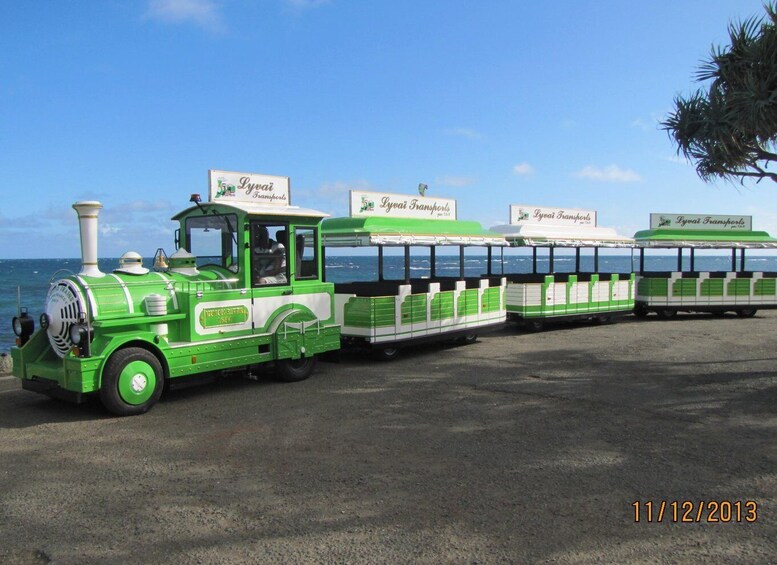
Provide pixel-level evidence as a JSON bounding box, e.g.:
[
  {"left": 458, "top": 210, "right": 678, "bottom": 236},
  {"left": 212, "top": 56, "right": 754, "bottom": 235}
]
[
  {"left": 186, "top": 214, "right": 239, "bottom": 271},
  {"left": 251, "top": 222, "right": 289, "bottom": 286},
  {"left": 294, "top": 227, "right": 319, "bottom": 280}
]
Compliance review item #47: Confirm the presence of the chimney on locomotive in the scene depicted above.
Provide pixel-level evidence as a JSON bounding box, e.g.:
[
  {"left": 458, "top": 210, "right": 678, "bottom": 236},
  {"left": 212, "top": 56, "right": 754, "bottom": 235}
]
[{"left": 72, "top": 201, "right": 105, "bottom": 278}]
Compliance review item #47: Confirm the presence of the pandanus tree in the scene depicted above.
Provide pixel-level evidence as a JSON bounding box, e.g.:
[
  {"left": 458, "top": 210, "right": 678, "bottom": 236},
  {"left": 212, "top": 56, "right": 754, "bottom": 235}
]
[{"left": 663, "top": 3, "right": 777, "bottom": 184}]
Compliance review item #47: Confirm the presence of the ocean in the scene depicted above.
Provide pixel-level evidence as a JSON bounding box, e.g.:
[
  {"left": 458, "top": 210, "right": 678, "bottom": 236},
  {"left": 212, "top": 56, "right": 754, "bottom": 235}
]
[{"left": 2, "top": 253, "right": 775, "bottom": 353}]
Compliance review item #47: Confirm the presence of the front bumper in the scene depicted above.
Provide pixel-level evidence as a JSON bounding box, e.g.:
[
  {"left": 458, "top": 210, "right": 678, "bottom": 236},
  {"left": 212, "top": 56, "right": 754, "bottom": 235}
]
[{"left": 22, "top": 377, "right": 88, "bottom": 403}]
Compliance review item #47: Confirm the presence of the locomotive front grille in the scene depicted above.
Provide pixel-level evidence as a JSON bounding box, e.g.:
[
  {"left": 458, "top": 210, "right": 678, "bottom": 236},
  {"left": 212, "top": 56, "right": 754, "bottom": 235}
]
[{"left": 46, "top": 280, "right": 87, "bottom": 358}]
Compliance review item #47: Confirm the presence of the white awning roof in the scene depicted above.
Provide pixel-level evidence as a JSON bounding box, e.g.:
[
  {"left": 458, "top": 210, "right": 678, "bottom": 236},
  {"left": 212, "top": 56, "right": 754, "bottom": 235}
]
[
  {"left": 323, "top": 234, "right": 508, "bottom": 247},
  {"left": 491, "top": 223, "right": 634, "bottom": 248},
  {"left": 172, "top": 201, "right": 329, "bottom": 220}
]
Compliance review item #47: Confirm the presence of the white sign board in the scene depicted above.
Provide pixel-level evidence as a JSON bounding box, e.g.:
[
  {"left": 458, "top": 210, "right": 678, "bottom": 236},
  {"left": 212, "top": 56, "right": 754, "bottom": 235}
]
[
  {"left": 350, "top": 190, "right": 457, "bottom": 220},
  {"left": 509, "top": 205, "right": 596, "bottom": 226},
  {"left": 650, "top": 213, "right": 752, "bottom": 231},
  {"left": 208, "top": 170, "right": 290, "bottom": 206}
]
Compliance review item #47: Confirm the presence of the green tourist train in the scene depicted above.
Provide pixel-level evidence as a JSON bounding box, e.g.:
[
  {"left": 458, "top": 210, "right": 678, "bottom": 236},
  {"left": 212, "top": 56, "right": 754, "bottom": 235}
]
[{"left": 9, "top": 171, "right": 777, "bottom": 416}]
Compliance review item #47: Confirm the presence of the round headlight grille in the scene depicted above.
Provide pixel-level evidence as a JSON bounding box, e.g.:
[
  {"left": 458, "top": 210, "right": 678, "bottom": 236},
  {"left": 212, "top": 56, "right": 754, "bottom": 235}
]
[{"left": 46, "top": 280, "right": 87, "bottom": 358}]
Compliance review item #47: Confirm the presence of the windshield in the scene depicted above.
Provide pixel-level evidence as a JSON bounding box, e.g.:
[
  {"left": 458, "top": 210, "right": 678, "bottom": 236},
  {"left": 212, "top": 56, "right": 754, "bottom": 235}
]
[{"left": 186, "top": 214, "right": 239, "bottom": 270}]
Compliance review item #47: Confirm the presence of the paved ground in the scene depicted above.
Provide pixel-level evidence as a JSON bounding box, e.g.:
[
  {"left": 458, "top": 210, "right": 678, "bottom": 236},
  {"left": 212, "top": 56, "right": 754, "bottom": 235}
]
[{"left": 1, "top": 312, "right": 775, "bottom": 564}]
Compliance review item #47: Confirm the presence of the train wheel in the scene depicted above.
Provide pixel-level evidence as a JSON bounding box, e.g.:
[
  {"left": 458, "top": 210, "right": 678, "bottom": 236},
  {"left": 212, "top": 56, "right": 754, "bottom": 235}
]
[
  {"left": 737, "top": 309, "right": 758, "bottom": 318},
  {"left": 461, "top": 333, "right": 478, "bottom": 344},
  {"left": 372, "top": 346, "right": 400, "bottom": 362},
  {"left": 276, "top": 355, "right": 318, "bottom": 382},
  {"left": 100, "top": 347, "right": 164, "bottom": 416},
  {"left": 633, "top": 304, "right": 649, "bottom": 318},
  {"left": 657, "top": 309, "right": 677, "bottom": 320},
  {"left": 526, "top": 320, "right": 544, "bottom": 332}
]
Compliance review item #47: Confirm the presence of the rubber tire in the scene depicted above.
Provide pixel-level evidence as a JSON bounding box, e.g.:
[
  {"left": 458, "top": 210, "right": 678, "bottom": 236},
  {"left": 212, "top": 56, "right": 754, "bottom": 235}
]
[
  {"left": 633, "top": 304, "right": 649, "bottom": 318},
  {"left": 100, "top": 347, "right": 164, "bottom": 416},
  {"left": 461, "top": 333, "right": 478, "bottom": 344},
  {"left": 372, "top": 346, "right": 400, "bottom": 362},
  {"left": 595, "top": 315, "right": 612, "bottom": 325},
  {"left": 276, "top": 355, "right": 318, "bottom": 382},
  {"left": 657, "top": 309, "right": 677, "bottom": 320},
  {"left": 526, "top": 320, "right": 545, "bottom": 332},
  {"left": 737, "top": 309, "right": 758, "bottom": 318}
]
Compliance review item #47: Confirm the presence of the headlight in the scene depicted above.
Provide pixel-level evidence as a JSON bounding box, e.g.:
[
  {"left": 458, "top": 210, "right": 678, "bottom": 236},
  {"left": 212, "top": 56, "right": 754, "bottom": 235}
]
[
  {"left": 69, "top": 324, "right": 87, "bottom": 345},
  {"left": 12, "top": 317, "right": 22, "bottom": 337},
  {"left": 40, "top": 313, "right": 50, "bottom": 331},
  {"left": 12, "top": 314, "right": 34, "bottom": 338}
]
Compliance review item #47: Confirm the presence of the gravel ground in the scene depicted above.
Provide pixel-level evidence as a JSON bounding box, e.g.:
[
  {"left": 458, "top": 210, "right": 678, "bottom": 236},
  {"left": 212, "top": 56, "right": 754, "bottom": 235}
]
[{"left": 0, "top": 312, "right": 775, "bottom": 564}]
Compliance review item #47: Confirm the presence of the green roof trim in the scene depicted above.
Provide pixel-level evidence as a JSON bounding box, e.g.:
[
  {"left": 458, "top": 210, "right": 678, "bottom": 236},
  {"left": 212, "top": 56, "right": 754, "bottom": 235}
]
[
  {"left": 321, "top": 216, "right": 507, "bottom": 246},
  {"left": 634, "top": 228, "right": 777, "bottom": 248},
  {"left": 323, "top": 216, "right": 494, "bottom": 236}
]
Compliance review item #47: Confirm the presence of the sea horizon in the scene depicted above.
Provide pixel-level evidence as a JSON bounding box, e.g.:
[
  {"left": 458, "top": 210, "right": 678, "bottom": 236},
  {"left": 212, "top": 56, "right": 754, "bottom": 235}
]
[{"left": 3, "top": 253, "right": 775, "bottom": 353}]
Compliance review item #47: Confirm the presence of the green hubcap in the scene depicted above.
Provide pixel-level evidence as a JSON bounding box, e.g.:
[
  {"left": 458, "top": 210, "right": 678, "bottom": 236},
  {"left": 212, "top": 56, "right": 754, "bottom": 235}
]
[{"left": 117, "top": 360, "right": 156, "bottom": 405}]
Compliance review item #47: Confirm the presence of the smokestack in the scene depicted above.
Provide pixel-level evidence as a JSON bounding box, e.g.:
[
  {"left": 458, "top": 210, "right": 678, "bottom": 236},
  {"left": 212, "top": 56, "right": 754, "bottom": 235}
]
[{"left": 72, "top": 201, "right": 105, "bottom": 278}]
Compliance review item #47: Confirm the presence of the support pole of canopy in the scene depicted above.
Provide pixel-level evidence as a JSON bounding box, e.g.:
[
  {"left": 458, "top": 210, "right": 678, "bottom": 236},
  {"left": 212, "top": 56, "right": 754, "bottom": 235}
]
[
  {"left": 404, "top": 245, "right": 410, "bottom": 284},
  {"left": 575, "top": 247, "right": 581, "bottom": 272},
  {"left": 639, "top": 248, "right": 644, "bottom": 274},
  {"left": 549, "top": 247, "right": 554, "bottom": 274},
  {"left": 431, "top": 245, "right": 436, "bottom": 278},
  {"left": 378, "top": 246, "right": 384, "bottom": 281},
  {"left": 459, "top": 245, "right": 465, "bottom": 279},
  {"left": 594, "top": 247, "right": 599, "bottom": 273},
  {"left": 690, "top": 247, "right": 695, "bottom": 272},
  {"left": 487, "top": 246, "right": 492, "bottom": 275},
  {"left": 501, "top": 246, "right": 504, "bottom": 275},
  {"left": 731, "top": 248, "right": 737, "bottom": 271},
  {"left": 741, "top": 248, "right": 746, "bottom": 272},
  {"left": 677, "top": 248, "right": 682, "bottom": 272},
  {"left": 321, "top": 244, "right": 326, "bottom": 282},
  {"left": 532, "top": 247, "right": 537, "bottom": 274}
]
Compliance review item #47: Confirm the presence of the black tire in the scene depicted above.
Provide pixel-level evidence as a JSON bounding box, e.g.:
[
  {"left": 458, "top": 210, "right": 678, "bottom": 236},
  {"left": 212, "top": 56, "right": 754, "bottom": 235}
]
[
  {"left": 633, "top": 304, "right": 649, "bottom": 318},
  {"left": 276, "top": 355, "right": 318, "bottom": 382},
  {"left": 461, "top": 333, "right": 478, "bottom": 344},
  {"left": 595, "top": 315, "right": 612, "bottom": 325},
  {"left": 525, "top": 319, "right": 544, "bottom": 332},
  {"left": 657, "top": 309, "right": 677, "bottom": 320},
  {"left": 372, "top": 346, "right": 400, "bottom": 362},
  {"left": 737, "top": 308, "right": 758, "bottom": 318},
  {"left": 99, "top": 347, "right": 164, "bottom": 416}
]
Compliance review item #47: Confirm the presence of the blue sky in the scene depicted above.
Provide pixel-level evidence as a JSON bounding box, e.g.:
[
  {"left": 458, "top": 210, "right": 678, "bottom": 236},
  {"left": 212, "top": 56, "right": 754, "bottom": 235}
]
[{"left": 1, "top": 0, "right": 775, "bottom": 258}]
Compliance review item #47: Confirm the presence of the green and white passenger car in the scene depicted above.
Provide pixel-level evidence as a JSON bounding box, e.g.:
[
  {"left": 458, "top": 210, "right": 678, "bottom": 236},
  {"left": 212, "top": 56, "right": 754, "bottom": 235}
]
[
  {"left": 11, "top": 171, "right": 340, "bottom": 415},
  {"left": 321, "top": 190, "right": 507, "bottom": 360},
  {"left": 634, "top": 213, "right": 777, "bottom": 318},
  {"left": 492, "top": 205, "right": 635, "bottom": 330}
]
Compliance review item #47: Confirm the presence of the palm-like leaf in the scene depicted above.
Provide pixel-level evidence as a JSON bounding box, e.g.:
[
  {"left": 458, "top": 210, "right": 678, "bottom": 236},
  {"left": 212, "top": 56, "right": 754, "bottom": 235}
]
[{"left": 663, "top": 2, "right": 777, "bottom": 184}]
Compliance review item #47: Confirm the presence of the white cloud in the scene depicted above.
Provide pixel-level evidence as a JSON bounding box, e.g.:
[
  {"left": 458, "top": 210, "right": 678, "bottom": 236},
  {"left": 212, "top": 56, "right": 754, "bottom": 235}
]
[
  {"left": 443, "top": 127, "right": 482, "bottom": 140},
  {"left": 144, "top": 0, "right": 225, "bottom": 33},
  {"left": 512, "top": 163, "right": 534, "bottom": 176},
  {"left": 574, "top": 165, "right": 643, "bottom": 183},
  {"left": 632, "top": 113, "right": 663, "bottom": 132},
  {"left": 660, "top": 153, "right": 690, "bottom": 165},
  {"left": 285, "top": 0, "right": 330, "bottom": 8},
  {"left": 100, "top": 224, "right": 121, "bottom": 236},
  {"left": 436, "top": 176, "right": 476, "bottom": 187}
]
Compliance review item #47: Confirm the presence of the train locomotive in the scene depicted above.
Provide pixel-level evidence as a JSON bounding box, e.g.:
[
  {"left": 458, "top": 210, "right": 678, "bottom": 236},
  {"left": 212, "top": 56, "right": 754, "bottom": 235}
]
[{"left": 10, "top": 171, "right": 341, "bottom": 415}]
